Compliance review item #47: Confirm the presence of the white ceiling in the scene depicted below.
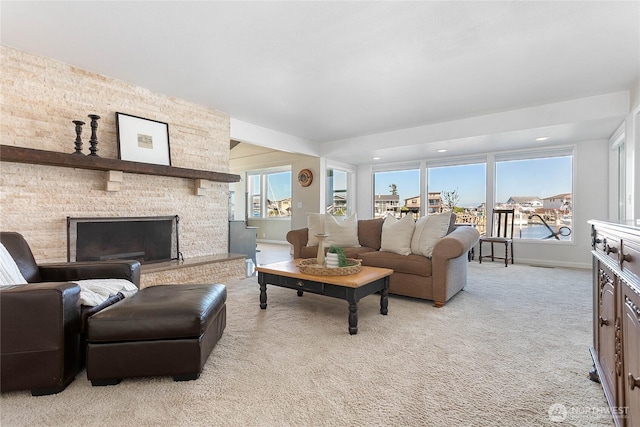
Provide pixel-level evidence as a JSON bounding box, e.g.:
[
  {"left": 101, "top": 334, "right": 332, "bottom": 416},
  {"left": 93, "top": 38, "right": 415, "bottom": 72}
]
[{"left": 1, "top": 1, "right": 639, "bottom": 165}]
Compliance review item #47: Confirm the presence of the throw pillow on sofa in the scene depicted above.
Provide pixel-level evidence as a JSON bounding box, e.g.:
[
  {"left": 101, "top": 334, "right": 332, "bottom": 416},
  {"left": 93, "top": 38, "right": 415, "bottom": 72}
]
[
  {"left": 306, "top": 213, "right": 326, "bottom": 246},
  {"left": 380, "top": 214, "right": 415, "bottom": 256},
  {"left": 358, "top": 218, "right": 384, "bottom": 250},
  {"left": 324, "top": 213, "right": 360, "bottom": 248},
  {"left": 411, "top": 212, "right": 453, "bottom": 257}
]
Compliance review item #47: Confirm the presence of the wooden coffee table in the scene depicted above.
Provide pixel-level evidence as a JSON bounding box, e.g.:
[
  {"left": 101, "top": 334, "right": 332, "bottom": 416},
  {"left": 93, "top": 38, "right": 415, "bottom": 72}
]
[{"left": 256, "top": 259, "right": 393, "bottom": 335}]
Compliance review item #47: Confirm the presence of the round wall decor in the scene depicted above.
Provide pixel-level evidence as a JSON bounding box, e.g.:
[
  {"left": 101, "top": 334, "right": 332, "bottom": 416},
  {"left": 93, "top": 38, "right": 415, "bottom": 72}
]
[{"left": 297, "top": 169, "right": 313, "bottom": 187}]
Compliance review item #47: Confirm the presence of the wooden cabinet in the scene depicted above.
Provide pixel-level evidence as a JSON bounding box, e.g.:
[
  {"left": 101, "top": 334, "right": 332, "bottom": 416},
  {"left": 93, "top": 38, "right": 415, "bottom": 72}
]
[
  {"left": 590, "top": 220, "right": 640, "bottom": 427},
  {"left": 595, "top": 262, "right": 621, "bottom": 407},
  {"left": 623, "top": 284, "right": 640, "bottom": 424}
]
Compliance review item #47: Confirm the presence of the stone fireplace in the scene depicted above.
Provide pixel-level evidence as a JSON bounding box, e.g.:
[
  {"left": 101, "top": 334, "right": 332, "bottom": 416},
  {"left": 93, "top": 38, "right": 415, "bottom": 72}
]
[
  {"left": 67, "top": 216, "right": 180, "bottom": 264},
  {"left": 0, "top": 46, "right": 246, "bottom": 288}
]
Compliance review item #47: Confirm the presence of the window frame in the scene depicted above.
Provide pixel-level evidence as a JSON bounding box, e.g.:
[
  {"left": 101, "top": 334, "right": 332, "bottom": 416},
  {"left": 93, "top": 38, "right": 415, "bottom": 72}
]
[
  {"left": 492, "top": 147, "right": 574, "bottom": 243},
  {"left": 372, "top": 162, "right": 421, "bottom": 218},
  {"left": 246, "top": 166, "right": 292, "bottom": 219},
  {"left": 326, "top": 162, "right": 355, "bottom": 217},
  {"left": 425, "top": 158, "right": 487, "bottom": 224},
  {"left": 369, "top": 147, "right": 576, "bottom": 245}
]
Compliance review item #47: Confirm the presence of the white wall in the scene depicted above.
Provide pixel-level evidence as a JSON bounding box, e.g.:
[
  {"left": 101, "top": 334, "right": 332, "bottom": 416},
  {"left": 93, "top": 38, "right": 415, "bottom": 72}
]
[
  {"left": 356, "top": 164, "right": 375, "bottom": 218},
  {"left": 321, "top": 92, "right": 630, "bottom": 165},
  {"left": 629, "top": 78, "right": 640, "bottom": 222},
  {"left": 605, "top": 76, "right": 639, "bottom": 225},
  {"left": 246, "top": 218, "right": 292, "bottom": 243},
  {"left": 634, "top": 109, "right": 640, "bottom": 222},
  {"left": 290, "top": 157, "right": 323, "bottom": 230},
  {"left": 229, "top": 144, "right": 321, "bottom": 242},
  {"left": 230, "top": 118, "right": 319, "bottom": 156}
]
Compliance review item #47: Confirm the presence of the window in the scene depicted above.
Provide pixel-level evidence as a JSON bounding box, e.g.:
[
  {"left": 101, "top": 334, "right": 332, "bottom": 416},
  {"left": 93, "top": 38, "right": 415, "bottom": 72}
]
[
  {"left": 370, "top": 149, "right": 573, "bottom": 243},
  {"left": 247, "top": 168, "right": 292, "bottom": 218},
  {"left": 617, "top": 142, "right": 626, "bottom": 221},
  {"left": 427, "top": 162, "right": 486, "bottom": 230},
  {"left": 372, "top": 167, "right": 420, "bottom": 218},
  {"left": 610, "top": 126, "right": 625, "bottom": 221},
  {"left": 326, "top": 168, "right": 349, "bottom": 216},
  {"left": 495, "top": 151, "right": 572, "bottom": 241},
  {"left": 371, "top": 149, "right": 574, "bottom": 243},
  {"left": 249, "top": 174, "right": 261, "bottom": 218}
]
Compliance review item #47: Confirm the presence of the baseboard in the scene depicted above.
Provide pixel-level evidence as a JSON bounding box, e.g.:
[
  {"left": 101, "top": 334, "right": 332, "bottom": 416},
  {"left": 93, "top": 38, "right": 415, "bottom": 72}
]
[
  {"left": 512, "top": 258, "right": 590, "bottom": 269},
  {"left": 256, "top": 239, "right": 289, "bottom": 245}
]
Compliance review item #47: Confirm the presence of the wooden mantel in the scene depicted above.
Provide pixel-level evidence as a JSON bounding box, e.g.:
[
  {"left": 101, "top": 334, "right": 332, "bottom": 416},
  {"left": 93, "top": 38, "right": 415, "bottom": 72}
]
[{"left": 0, "top": 145, "right": 240, "bottom": 183}]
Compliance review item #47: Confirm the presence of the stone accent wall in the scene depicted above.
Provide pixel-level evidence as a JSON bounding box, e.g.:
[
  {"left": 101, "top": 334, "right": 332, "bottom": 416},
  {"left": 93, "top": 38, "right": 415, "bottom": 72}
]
[
  {"left": 140, "top": 258, "right": 246, "bottom": 288},
  {"left": 0, "top": 46, "right": 236, "bottom": 278}
]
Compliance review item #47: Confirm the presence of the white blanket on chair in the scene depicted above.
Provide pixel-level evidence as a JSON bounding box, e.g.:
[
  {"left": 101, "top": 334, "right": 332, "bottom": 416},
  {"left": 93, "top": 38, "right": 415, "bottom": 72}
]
[
  {"left": 0, "top": 243, "right": 28, "bottom": 287},
  {"left": 1, "top": 242, "right": 137, "bottom": 306},
  {"left": 73, "top": 279, "right": 138, "bottom": 307}
]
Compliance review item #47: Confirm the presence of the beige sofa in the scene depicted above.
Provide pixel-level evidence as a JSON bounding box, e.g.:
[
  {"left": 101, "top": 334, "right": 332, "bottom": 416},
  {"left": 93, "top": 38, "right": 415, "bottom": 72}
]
[{"left": 286, "top": 216, "right": 479, "bottom": 307}]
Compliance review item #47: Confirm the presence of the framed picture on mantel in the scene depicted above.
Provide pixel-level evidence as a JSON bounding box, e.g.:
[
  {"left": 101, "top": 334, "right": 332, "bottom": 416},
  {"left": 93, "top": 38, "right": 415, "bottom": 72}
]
[{"left": 116, "top": 112, "right": 171, "bottom": 166}]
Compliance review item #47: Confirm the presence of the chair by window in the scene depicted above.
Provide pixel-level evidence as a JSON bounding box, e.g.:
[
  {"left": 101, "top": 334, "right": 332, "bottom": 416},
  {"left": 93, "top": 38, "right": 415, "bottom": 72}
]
[{"left": 479, "top": 209, "right": 514, "bottom": 267}]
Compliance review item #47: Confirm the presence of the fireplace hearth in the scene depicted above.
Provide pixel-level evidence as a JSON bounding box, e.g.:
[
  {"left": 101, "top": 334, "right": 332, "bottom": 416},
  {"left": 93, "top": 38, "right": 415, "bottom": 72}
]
[{"left": 67, "top": 216, "right": 179, "bottom": 264}]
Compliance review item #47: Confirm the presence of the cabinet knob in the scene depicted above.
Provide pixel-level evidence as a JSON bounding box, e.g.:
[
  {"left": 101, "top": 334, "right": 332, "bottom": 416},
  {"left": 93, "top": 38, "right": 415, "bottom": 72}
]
[
  {"left": 599, "top": 316, "right": 609, "bottom": 326},
  {"left": 605, "top": 244, "right": 618, "bottom": 255},
  {"left": 629, "top": 373, "right": 640, "bottom": 390}
]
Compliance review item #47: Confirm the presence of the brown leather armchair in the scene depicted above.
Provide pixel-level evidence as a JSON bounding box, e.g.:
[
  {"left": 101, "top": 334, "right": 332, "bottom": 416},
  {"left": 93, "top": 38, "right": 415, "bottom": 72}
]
[{"left": 0, "top": 232, "right": 141, "bottom": 395}]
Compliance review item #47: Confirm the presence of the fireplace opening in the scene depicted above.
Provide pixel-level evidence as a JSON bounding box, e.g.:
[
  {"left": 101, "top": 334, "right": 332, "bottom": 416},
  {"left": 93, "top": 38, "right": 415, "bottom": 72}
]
[{"left": 67, "top": 216, "right": 179, "bottom": 264}]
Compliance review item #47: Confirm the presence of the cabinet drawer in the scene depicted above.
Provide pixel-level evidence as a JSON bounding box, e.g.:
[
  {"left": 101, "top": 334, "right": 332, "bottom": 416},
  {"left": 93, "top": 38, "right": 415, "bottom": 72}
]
[
  {"left": 621, "top": 238, "right": 640, "bottom": 284},
  {"left": 276, "top": 275, "right": 325, "bottom": 293},
  {"left": 595, "top": 232, "right": 622, "bottom": 266}
]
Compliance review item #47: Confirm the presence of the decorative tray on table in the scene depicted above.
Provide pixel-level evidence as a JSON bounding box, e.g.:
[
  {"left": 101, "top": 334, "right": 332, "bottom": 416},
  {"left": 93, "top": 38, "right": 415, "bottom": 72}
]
[{"left": 298, "top": 258, "right": 362, "bottom": 276}]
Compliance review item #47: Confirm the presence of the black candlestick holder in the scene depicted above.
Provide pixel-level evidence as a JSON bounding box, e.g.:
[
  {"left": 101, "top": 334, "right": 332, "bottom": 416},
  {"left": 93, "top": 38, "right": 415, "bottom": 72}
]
[
  {"left": 72, "top": 120, "right": 85, "bottom": 154},
  {"left": 88, "top": 114, "right": 100, "bottom": 156}
]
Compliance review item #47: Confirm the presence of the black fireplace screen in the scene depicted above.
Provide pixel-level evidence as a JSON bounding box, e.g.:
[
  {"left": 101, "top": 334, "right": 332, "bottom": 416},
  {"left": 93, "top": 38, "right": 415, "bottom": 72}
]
[{"left": 67, "top": 216, "right": 179, "bottom": 264}]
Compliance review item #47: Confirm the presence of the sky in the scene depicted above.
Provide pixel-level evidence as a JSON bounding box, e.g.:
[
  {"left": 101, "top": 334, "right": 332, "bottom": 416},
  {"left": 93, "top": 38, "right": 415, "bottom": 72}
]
[
  {"left": 264, "top": 171, "right": 292, "bottom": 202},
  {"left": 264, "top": 156, "right": 572, "bottom": 209}
]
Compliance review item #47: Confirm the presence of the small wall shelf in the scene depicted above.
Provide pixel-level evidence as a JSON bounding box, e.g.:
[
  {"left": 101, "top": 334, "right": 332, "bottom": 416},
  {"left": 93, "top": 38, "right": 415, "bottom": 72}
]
[{"left": 0, "top": 145, "right": 241, "bottom": 183}]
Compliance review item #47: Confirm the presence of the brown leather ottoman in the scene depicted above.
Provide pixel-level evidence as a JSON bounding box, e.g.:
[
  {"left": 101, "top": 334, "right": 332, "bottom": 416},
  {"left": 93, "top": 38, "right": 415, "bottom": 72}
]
[{"left": 86, "top": 283, "right": 226, "bottom": 386}]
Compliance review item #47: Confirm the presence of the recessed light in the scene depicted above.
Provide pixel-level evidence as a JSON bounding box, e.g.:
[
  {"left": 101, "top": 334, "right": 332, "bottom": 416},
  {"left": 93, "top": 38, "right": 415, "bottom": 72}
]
[
  {"left": 373, "top": 157, "right": 381, "bottom": 160},
  {"left": 535, "top": 137, "right": 549, "bottom": 141},
  {"left": 437, "top": 149, "right": 447, "bottom": 153}
]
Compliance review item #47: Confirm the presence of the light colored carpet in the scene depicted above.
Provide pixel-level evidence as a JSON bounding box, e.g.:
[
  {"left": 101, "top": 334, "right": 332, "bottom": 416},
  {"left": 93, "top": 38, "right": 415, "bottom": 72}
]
[{"left": 1, "top": 262, "right": 612, "bottom": 426}]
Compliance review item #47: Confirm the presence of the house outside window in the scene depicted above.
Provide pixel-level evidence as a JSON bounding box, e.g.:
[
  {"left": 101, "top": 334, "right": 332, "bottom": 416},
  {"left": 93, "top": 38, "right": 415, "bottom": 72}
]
[
  {"left": 426, "top": 192, "right": 442, "bottom": 213},
  {"left": 372, "top": 167, "right": 420, "bottom": 218},
  {"left": 495, "top": 150, "right": 573, "bottom": 241},
  {"left": 374, "top": 194, "right": 400, "bottom": 218}
]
